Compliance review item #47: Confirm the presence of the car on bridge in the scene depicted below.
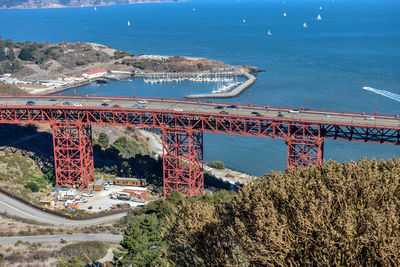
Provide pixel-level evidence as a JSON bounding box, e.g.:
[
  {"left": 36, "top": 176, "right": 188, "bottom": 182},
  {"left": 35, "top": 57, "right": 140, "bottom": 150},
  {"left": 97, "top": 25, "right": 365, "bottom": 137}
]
[
  {"left": 251, "top": 111, "right": 262, "bottom": 116},
  {"left": 365, "top": 116, "right": 375, "bottom": 121},
  {"left": 227, "top": 105, "right": 238, "bottom": 110},
  {"left": 101, "top": 103, "right": 110, "bottom": 107},
  {"left": 62, "top": 102, "right": 71, "bottom": 106},
  {"left": 219, "top": 110, "right": 229, "bottom": 114},
  {"left": 214, "top": 106, "right": 224, "bottom": 109},
  {"left": 174, "top": 108, "right": 183, "bottom": 111},
  {"left": 138, "top": 100, "right": 148, "bottom": 104},
  {"left": 26, "top": 101, "right": 35, "bottom": 106},
  {"left": 289, "top": 109, "right": 300, "bottom": 114},
  {"left": 277, "top": 112, "right": 284, "bottom": 117}
]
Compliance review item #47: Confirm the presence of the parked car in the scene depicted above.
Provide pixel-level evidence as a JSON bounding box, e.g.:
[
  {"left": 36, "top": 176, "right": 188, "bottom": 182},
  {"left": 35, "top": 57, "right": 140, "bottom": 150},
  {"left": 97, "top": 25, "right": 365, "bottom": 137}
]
[
  {"left": 108, "top": 181, "right": 114, "bottom": 185},
  {"left": 82, "top": 193, "right": 93, "bottom": 197},
  {"left": 104, "top": 184, "right": 111, "bottom": 190},
  {"left": 88, "top": 206, "right": 93, "bottom": 210}
]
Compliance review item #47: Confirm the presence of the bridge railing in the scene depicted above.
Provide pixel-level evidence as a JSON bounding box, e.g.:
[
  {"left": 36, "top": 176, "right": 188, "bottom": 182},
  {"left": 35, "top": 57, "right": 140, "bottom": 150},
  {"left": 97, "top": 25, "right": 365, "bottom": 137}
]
[{"left": 0, "top": 94, "right": 398, "bottom": 120}]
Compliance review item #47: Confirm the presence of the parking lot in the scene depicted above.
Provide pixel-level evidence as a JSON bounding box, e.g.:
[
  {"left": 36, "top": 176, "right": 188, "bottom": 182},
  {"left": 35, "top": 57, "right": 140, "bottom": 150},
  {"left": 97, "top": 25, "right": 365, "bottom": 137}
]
[{"left": 78, "top": 185, "right": 148, "bottom": 211}]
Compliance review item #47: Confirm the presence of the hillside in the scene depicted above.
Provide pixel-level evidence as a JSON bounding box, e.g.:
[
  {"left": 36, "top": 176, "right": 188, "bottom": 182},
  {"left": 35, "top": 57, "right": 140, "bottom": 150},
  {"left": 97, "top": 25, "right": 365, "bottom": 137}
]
[
  {"left": 115, "top": 158, "right": 400, "bottom": 266},
  {"left": 0, "top": 0, "right": 183, "bottom": 9},
  {"left": 0, "top": 38, "right": 257, "bottom": 81}
]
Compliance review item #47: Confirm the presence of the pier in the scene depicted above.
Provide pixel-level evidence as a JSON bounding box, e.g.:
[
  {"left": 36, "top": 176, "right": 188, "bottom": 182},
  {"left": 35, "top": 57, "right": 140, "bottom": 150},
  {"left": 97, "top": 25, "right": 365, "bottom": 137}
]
[{"left": 186, "top": 71, "right": 257, "bottom": 99}]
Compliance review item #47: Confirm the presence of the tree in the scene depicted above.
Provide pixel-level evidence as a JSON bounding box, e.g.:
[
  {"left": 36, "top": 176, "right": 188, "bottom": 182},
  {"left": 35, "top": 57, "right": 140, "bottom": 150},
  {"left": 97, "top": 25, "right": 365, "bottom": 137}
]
[
  {"left": 25, "top": 181, "right": 39, "bottom": 192},
  {"left": 116, "top": 214, "right": 169, "bottom": 266},
  {"left": 98, "top": 132, "right": 109, "bottom": 148}
]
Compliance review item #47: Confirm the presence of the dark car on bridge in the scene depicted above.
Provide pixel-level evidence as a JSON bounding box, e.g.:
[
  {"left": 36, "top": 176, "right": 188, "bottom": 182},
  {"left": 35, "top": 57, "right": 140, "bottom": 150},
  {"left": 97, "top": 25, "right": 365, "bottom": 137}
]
[
  {"left": 277, "top": 112, "right": 284, "bottom": 117},
  {"left": 251, "top": 111, "right": 262, "bottom": 116},
  {"left": 214, "top": 106, "right": 224, "bottom": 109},
  {"left": 26, "top": 101, "right": 35, "bottom": 106},
  {"left": 101, "top": 103, "right": 110, "bottom": 107},
  {"left": 62, "top": 102, "right": 71, "bottom": 106},
  {"left": 219, "top": 110, "right": 229, "bottom": 114}
]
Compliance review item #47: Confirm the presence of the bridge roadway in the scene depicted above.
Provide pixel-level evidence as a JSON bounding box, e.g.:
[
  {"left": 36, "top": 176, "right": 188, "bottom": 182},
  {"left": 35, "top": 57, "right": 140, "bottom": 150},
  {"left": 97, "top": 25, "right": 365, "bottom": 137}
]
[{"left": 0, "top": 95, "right": 399, "bottom": 130}]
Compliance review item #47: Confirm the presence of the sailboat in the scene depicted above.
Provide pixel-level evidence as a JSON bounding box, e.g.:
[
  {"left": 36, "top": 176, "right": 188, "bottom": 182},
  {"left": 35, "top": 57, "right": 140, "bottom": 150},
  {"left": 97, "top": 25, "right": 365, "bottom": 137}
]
[
  {"left": 283, "top": 12, "right": 287, "bottom": 17},
  {"left": 303, "top": 22, "right": 308, "bottom": 28},
  {"left": 127, "top": 21, "right": 131, "bottom": 26},
  {"left": 94, "top": 7, "right": 97, "bottom": 11},
  {"left": 320, "top": 6, "right": 323, "bottom": 10},
  {"left": 267, "top": 29, "right": 272, "bottom": 36},
  {"left": 243, "top": 19, "right": 246, "bottom": 23},
  {"left": 317, "top": 14, "right": 322, "bottom": 20}
]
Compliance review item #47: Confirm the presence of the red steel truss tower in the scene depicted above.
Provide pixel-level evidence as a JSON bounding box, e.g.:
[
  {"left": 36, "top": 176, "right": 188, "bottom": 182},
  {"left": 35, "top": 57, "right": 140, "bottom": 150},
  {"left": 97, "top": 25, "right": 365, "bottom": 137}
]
[
  {"left": 51, "top": 123, "right": 95, "bottom": 190},
  {"left": 286, "top": 137, "right": 324, "bottom": 168},
  {"left": 286, "top": 124, "right": 324, "bottom": 168},
  {"left": 162, "top": 128, "right": 204, "bottom": 197}
]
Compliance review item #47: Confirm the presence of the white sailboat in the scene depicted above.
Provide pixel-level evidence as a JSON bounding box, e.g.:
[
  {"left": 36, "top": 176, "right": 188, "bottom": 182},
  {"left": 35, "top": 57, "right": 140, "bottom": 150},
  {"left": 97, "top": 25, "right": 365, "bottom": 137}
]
[
  {"left": 127, "top": 20, "right": 131, "bottom": 26},
  {"left": 320, "top": 6, "right": 323, "bottom": 10},
  {"left": 94, "top": 7, "right": 97, "bottom": 11},
  {"left": 283, "top": 12, "right": 287, "bottom": 17},
  {"left": 267, "top": 29, "right": 272, "bottom": 36},
  {"left": 303, "top": 22, "right": 308, "bottom": 28},
  {"left": 243, "top": 19, "right": 246, "bottom": 23},
  {"left": 317, "top": 14, "right": 322, "bottom": 20}
]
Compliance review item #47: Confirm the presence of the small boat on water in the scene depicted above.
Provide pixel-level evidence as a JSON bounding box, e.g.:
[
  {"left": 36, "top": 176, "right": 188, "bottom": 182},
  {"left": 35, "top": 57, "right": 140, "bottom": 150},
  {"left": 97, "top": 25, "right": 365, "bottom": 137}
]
[
  {"left": 303, "top": 22, "right": 308, "bottom": 28},
  {"left": 317, "top": 14, "right": 322, "bottom": 20},
  {"left": 320, "top": 6, "right": 323, "bottom": 10},
  {"left": 283, "top": 12, "right": 287, "bottom": 17},
  {"left": 94, "top": 7, "right": 97, "bottom": 11},
  {"left": 243, "top": 19, "right": 246, "bottom": 23},
  {"left": 127, "top": 21, "right": 131, "bottom": 26},
  {"left": 267, "top": 29, "right": 272, "bottom": 36}
]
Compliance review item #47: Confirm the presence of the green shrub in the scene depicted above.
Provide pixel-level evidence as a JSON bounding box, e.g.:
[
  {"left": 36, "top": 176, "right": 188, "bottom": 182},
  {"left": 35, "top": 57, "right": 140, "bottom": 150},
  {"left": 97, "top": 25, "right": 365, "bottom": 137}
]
[
  {"left": 207, "top": 160, "right": 225, "bottom": 169},
  {"left": 24, "top": 181, "right": 39, "bottom": 192},
  {"left": 75, "top": 61, "right": 85, "bottom": 66}
]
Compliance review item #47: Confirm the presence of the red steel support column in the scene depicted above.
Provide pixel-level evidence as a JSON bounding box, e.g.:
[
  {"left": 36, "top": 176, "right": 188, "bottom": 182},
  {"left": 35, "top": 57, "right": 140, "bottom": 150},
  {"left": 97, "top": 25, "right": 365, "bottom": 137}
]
[
  {"left": 162, "top": 128, "right": 204, "bottom": 197},
  {"left": 51, "top": 123, "right": 95, "bottom": 190},
  {"left": 286, "top": 137, "right": 324, "bottom": 168}
]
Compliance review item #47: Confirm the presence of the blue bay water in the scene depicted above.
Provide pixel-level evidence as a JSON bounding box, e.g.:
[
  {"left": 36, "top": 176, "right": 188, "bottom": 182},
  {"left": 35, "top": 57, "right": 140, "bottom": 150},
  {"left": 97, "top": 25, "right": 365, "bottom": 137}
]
[{"left": 0, "top": 0, "right": 399, "bottom": 176}]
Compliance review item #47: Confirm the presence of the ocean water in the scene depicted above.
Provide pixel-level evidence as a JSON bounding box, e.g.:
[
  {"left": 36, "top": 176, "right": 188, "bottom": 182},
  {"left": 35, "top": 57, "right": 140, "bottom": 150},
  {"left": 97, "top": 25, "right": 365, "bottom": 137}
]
[{"left": 0, "top": 0, "right": 399, "bottom": 176}]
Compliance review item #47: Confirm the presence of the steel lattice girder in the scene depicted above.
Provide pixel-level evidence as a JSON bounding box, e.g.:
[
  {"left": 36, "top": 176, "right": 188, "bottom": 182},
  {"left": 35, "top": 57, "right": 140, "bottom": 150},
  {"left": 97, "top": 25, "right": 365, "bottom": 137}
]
[
  {"left": 162, "top": 128, "right": 204, "bottom": 197},
  {"left": 51, "top": 123, "right": 95, "bottom": 190},
  {"left": 0, "top": 108, "right": 398, "bottom": 145}
]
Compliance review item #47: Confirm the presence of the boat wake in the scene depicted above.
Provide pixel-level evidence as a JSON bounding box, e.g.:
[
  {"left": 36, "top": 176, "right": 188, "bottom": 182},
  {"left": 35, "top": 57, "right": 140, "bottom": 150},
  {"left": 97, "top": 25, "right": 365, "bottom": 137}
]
[{"left": 363, "top": 86, "right": 400, "bottom": 103}]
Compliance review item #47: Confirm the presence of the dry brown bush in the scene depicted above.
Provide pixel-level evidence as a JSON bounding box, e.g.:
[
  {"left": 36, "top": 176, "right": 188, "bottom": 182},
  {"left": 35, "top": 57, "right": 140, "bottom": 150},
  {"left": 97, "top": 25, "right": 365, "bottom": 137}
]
[{"left": 166, "top": 158, "right": 400, "bottom": 266}]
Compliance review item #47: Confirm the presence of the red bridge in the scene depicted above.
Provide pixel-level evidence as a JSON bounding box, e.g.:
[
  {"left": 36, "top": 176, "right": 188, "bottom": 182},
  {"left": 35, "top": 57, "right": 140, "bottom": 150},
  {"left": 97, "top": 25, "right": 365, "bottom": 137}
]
[{"left": 1, "top": 95, "right": 399, "bottom": 197}]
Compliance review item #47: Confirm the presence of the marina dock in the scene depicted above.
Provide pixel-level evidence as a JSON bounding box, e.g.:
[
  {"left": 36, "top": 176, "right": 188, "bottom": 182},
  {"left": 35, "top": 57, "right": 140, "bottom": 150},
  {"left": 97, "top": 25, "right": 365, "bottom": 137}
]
[{"left": 186, "top": 71, "right": 256, "bottom": 99}]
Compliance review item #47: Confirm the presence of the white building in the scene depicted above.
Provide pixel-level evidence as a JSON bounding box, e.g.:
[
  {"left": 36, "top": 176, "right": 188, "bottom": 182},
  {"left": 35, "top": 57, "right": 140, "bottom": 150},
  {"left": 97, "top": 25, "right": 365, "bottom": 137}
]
[{"left": 83, "top": 68, "right": 107, "bottom": 79}]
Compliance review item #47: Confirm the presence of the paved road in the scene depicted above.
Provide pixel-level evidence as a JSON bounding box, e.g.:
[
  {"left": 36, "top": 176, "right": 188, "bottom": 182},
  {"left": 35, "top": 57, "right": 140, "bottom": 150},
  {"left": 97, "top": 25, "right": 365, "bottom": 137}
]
[
  {"left": 0, "top": 234, "right": 122, "bottom": 243},
  {"left": 1, "top": 96, "right": 399, "bottom": 129},
  {"left": 0, "top": 192, "right": 127, "bottom": 227}
]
